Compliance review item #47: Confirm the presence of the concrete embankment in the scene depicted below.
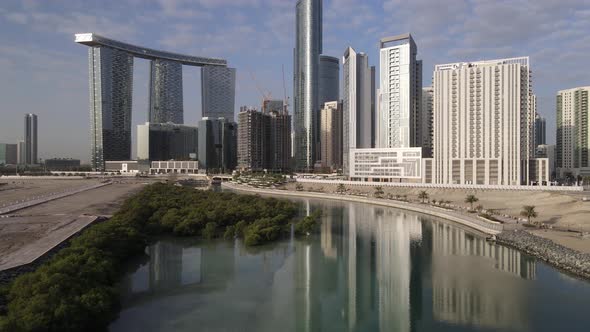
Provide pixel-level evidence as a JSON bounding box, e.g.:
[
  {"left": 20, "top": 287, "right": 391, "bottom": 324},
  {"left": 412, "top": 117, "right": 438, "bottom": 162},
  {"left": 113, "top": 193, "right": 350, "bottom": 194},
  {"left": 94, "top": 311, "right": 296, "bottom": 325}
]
[
  {"left": 222, "top": 183, "right": 503, "bottom": 235},
  {"left": 497, "top": 230, "right": 590, "bottom": 280}
]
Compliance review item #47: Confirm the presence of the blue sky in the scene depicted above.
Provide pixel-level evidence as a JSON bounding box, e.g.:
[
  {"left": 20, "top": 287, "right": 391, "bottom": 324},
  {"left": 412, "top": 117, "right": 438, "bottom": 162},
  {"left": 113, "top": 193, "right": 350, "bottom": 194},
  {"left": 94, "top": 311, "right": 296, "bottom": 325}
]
[{"left": 0, "top": 0, "right": 588, "bottom": 163}]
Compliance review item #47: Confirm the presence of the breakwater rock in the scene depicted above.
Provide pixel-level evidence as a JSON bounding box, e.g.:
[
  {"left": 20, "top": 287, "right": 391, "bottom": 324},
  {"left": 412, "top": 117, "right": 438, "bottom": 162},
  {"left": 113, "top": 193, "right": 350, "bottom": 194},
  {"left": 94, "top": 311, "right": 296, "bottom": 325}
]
[{"left": 497, "top": 230, "right": 590, "bottom": 280}]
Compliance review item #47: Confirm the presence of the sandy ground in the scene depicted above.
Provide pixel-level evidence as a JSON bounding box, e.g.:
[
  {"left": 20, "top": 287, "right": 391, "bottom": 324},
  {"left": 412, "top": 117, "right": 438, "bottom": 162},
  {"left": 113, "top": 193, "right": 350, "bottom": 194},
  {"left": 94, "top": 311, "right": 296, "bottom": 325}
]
[
  {"left": 283, "top": 182, "right": 590, "bottom": 252},
  {"left": 0, "top": 180, "right": 147, "bottom": 271},
  {"left": 0, "top": 179, "right": 98, "bottom": 207}
]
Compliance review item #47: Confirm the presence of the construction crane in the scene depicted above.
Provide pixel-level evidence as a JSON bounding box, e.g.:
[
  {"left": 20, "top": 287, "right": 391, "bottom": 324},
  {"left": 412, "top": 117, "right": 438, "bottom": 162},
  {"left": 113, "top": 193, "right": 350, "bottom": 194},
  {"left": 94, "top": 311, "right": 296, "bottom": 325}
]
[{"left": 248, "top": 69, "right": 271, "bottom": 104}]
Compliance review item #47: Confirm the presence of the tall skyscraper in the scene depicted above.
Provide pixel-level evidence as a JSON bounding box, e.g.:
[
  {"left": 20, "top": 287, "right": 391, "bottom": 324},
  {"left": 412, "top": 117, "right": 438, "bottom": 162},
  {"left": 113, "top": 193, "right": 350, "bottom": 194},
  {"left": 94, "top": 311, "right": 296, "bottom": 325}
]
[
  {"left": 318, "top": 55, "right": 339, "bottom": 108},
  {"left": 431, "top": 57, "right": 537, "bottom": 185},
  {"left": 201, "top": 66, "right": 236, "bottom": 120},
  {"left": 534, "top": 113, "right": 546, "bottom": 147},
  {"left": 149, "top": 59, "right": 183, "bottom": 124},
  {"left": 198, "top": 117, "right": 237, "bottom": 173},
  {"left": 370, "top": 66, "right": 376, "bottom": 148},
  {"left": 556, "top": 86, "right": 590, "bottom": 176},
  {"left": 17, "top": 140, "right": 25, "bottom": 165},
  {"left": 342, "top": 47, "right": 372, "bottom": 175},
  {"left": 294, "top": 0, "right": 322, "bottom": 171},
  {"left": 0, "top": 143, "right": 18, "bottom": 165},
  {"left": 419, "top": 87, "right": 434, "bottom": 158},
  {"left": 24, "top": 113, "right": 38, "bottom": 165},
  {"left": 377, "top": 34, "right": 422, "bottom": 149},
  {"left": 137, "top": 122, "right": 198, "bottom": 161},
  {"left": 320, "top": 101, "right": 342, "bottom": 171},
  {"left": 88, "top": 47, "right": 134, "bottom": 170},
  {"left": 268, "top": 107, "right": 292, "bottom": 172}
]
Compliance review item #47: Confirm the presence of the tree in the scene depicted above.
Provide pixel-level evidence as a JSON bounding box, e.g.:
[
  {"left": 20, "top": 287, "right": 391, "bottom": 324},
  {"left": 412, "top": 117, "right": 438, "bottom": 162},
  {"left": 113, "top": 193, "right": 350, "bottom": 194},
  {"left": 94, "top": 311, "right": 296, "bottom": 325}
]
[
  {"left": 336, "top": 183, "right": 346, "bottom": 194},
  {"left": 520, "top": 205, "right": 538, "bottom": 224},
  {"left": 374, "top": 186, "right": 384, "bottom": 198},
  {"left": 465, "top": 194, "right": 479, "bottom": 210},
  {"left": 418, "top": 191, "right": 429, "bottom": 203},
  {"left": 295, "top": 183, "right": 304, "bottom": 191}
]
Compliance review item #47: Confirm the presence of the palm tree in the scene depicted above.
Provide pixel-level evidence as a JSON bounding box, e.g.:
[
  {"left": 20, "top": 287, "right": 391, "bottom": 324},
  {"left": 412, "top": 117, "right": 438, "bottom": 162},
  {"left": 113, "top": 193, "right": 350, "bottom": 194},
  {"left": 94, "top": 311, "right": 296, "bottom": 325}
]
[
  {"left": 337, "top": 183, "right": 346, "bottom": 194},
  {"left": 418, "top": 191, "right": 429, "bottom": 203},
  {"left": 520, "top": 205, "right": 538, "bottom": 224},
  {"left": 374, "top": 186, "right": 384, "bottom": 198},
  {"left": 465, "top": 194, "right": 479, "bottom": 210}
]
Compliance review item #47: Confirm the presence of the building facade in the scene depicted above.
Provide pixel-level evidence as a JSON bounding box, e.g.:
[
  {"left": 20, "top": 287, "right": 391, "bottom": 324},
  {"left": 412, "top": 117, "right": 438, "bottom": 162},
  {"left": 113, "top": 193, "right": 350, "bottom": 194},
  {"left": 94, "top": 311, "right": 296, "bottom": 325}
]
[
  {"left": 318, "top": 55, "right": 339, "bottom": 111},
  {"left": 75, "top": 33, "right": 229, "bottom": 171},
  {"left": 149, "top": 59, "right": 183, "bottom": 124},
  {"left": 268, "top": 109, "right": 292, "bottom": 172},
  {"left": 533, "top": 104, "right": 546, "bottom": 148},
  {"left": 556, "top": 86, "right": 590, "bottom": 178},
  {"left": 294, "top": 0, "right": 322, "bottom": 171},
  {"left": 24, "top": 113, "right": 38, "bottom": 165},
  {"left": 343, "top": 47, "right": 372, "bottom": 176},
  {"left": 320, "top": 101, "right": 343, "bottom": 171},
  {"left": 419, "top": 87, "right": 434, "bottom": 158},
  {"left": 198, "top": 117, "right": 237, "bottom": 173},
  {"left": 45, "top": 158, "right": 81, "bottom": 171},
  {"left": 431, "top": 57, "right": 536, "bottom": 186},
  {"left": 0, "top": 143, "right": 17, "bottom": 165},
  {"left": 201, "top": 66, "right": 236, "bottom": 120},
  {"left": 237, "top": 107, "right": 268, "bottom": 171},
  {"left": 137, "top": 122, "right": 198, "bottom": 161},
  {"left": 17, "top": 141, "right": 25, "bottom": 165},
  {"left": 349, "top": 147, "right": 422, "bottom": 182},
  {"left": 377, "top": 34, "right": 422, "bottom": 149}
]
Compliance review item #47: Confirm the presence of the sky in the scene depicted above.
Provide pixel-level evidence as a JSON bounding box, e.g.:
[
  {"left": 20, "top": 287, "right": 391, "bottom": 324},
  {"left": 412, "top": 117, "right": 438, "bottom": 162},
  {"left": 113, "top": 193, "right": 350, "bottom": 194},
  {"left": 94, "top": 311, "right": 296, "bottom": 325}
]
[{"left": 0, "top": 0, "right": 588, "bottom": 163}]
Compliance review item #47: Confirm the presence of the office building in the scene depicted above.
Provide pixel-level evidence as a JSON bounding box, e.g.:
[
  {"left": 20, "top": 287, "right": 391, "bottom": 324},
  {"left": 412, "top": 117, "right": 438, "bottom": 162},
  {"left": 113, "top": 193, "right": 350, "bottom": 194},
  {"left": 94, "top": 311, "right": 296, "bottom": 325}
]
[
  {"left": 201, "top": 66, "right": 236, "bottom": 119},
  {"left": 149, "top": 160, "right": 199, "bottom": 174},
  {"left": 349, "top": 147, "right": 422, "bottom": 182},
  {"left": 294, "top": 0, "right": 322, "bottom": 171},
  {"left": 0, "top": 143, "right": 18, "bottom": 165},
  {"left": 370, "top": 66, "right": 376, "bottom": 148},
  {"left": 45, "top": 158, "right": 81, "bottom": 171},
  {"left": 319, "top": 55, "right": 339, "bottom": 110},
  {"left": 320, "top": 101, "right": 343, "bottom": 171},
  {"left": 429, "top": 57, "right": 541, "bottom": 185},
  {"left": 137, "top": 122, "right": 198, "bottom": 161},
  {"left": 343, "top": 47, "right": 372, "bottom": 175},
  {"left": 237, "top": 104, "right": 292, "bottom": 172},
  {"left": 377, "top": 34, "right": 422, "bottom": 149},
  {"left": 149, "top": 59, "right": 183, "bottom": 124},
  {"left": 75, "top": 33, "right": 229, "bottom": 171},
  {"left": 24, "top": 113, "right": 38, "bottom": 165},
  {"left": 533, "top": 102, "right": 546, "bottom": 148},
  {"left": 198, "top": 117, "right": 237, "bottom": 173},
  {"left": 419, "top": 87, "right": 434, "bottom": 158},
  {"left": 556, "top": 86, "right": 590, "bottom": 177}
]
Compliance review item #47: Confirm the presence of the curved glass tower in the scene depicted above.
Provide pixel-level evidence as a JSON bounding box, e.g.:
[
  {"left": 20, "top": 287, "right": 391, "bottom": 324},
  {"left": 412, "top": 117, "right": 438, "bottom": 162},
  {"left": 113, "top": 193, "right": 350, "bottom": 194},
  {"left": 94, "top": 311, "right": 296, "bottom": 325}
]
[{"left": 294, "top": 0, "right": 322, "bottom": 171}]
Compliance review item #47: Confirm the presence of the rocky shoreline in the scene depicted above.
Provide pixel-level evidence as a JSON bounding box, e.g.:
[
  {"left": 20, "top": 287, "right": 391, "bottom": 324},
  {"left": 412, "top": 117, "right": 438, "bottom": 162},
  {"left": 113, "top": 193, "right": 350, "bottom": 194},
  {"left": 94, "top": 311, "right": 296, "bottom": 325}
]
[{"left": 496, "top": 230, "right": 590, "bottom": 280}]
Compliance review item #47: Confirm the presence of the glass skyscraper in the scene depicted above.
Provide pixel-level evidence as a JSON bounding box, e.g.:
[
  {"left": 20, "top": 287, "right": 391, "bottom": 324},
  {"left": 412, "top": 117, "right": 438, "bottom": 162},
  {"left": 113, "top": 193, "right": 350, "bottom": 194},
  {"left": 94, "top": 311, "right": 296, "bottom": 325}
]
[
  {"left": 149, "top": 59, "right": 184, "bottom": 124},
  {"left": 294, "top": 0, "right": 322, "bottom": 171},
  {"left": 24, "top": 113, "right": 38, "bottom": 165},
  {"left": 201, "top": 66, "right": 236, "bottom": 120}
]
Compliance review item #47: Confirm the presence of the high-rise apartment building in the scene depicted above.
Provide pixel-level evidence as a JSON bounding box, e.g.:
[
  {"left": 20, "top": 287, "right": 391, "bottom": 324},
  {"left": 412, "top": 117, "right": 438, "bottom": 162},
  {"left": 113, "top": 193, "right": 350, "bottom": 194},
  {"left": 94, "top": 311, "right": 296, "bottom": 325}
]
[
  {"left": 556, "top": 86, "right": 590, "bottom": 177},
  {"left": 430, "top": 57, "right": 539, "bottom": 185},
  {"left": 342, "top": 47, "right": 372, "bottom": 175},
  {"left": 534, "top": 113, "right": 546, "bottom": 147},
  {"left": 24, "top": 113, "right": 38, "bottom": 165},
  {"left": 294, "top": 0, "right": 322, "bottom": 171},
  {"left": 377, "top": 34, "right": 422, "bottom": 149},
  {"left": 237, "top": 104, "right": 292, "bottom": 172},
  {"left": 137, "top": 122, "right": 198, "bottom": 161},
  {"left": 149, "top": 59, "right": 183, "bottom": 124},
  {"left": 201, "top": 66, "right": 236, "bottom": 120},
  {"left": 320, "top": 101, "right": 342, "bottom": 171},
  {"left": 419, "top": 87, "right": 434, "bottom": 157}
]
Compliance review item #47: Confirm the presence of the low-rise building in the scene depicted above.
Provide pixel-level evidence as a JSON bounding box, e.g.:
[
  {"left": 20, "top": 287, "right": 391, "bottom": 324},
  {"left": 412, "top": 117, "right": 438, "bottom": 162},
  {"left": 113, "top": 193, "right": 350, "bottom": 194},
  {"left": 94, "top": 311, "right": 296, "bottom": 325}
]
[
  {"left": 150, "top": 160, "right": 199, "bottom": 174},
  {"left": 44, "top": 158, "right": 81, "bottom": 171},
  {"left": 349, "top": 147, "right": 422, "bottom": 182}
]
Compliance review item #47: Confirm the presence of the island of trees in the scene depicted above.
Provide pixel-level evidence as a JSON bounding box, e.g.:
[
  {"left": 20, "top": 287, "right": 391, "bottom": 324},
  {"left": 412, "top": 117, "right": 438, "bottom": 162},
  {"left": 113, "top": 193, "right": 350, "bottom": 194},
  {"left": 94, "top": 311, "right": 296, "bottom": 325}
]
[{"left": 0, "top": 183, "right": 319, "bottom": 332}]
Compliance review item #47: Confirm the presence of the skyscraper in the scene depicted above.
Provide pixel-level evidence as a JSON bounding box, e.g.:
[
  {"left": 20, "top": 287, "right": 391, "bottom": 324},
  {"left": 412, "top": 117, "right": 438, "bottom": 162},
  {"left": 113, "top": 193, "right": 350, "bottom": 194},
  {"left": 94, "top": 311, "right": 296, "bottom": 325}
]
[
  {"left": 343, "top": 47, "right": 372, "bottom": 175},
  {"left": 419, "top": 87, "right": 434, "bottom": 158},
  {"left": 294, "top": 0, "right": 322, "bottom": 171},
  {"left": 268, "top": 107, "right": 292, "bottom": 172},
  {"left": 318, "top": 55, "right": 339, "bottom": 109},
  {"left": 377, "top": 34, "right": 422, "bottom": 149},
  {"left": 534, "top": 113, "right": 546, "bottom": 147},
  {"left": 149, "top": 59, "right": 183, "bottom": 124},
  {"left": 320, "top": 101, "right": 342, "bottom": 171},
  {"left": 556, "top": 86, "right": 590, "bottom": 177},
  {"left": 0, "top": 143, "right": 18, "bottom": 165},
  {"left": 201, "top": 66, "right": 236, "bottom": 120},
  {"left": 24, "top": 113, "right": 38, "bottom": 165},
  {"left": 88, "top": 47, "right": 134, "bottom": 170},
  {"left": 198, "top": 117, "right": 237, "bottom": 173},
  {"left": 431, "top": 57, "right": 537, "bottom": 185}
]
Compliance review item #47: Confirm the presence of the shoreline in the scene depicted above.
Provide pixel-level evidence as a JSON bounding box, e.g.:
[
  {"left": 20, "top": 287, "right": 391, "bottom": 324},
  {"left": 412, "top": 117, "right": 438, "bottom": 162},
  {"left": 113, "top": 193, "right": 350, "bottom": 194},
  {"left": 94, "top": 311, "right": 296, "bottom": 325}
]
[{"left": 223, "top": 182, "right": 590, "bottom": 281}]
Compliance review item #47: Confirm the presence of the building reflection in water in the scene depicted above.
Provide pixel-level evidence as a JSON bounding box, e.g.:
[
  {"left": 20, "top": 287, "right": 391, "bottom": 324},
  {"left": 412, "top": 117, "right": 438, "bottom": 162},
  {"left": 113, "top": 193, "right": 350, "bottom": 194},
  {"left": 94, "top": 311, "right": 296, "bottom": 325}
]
[{"left": 430, "top": 220, "right": 535, "bottom": 330}]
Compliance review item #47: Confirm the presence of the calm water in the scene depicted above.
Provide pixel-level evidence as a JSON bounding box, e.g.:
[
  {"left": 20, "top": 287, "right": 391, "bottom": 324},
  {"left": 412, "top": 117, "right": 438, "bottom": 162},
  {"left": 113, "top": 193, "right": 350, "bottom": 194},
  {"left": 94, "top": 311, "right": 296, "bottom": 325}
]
[{"left": 110, "top": 197, "right": 590, "bottom": 332}]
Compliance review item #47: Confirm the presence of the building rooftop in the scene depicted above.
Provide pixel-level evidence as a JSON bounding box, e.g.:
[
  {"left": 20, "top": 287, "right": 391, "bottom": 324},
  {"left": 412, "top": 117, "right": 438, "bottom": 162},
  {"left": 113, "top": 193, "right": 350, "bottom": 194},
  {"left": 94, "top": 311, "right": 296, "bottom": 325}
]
[{"left": 435, "top": 56, "right": 529, "bottom": 71}]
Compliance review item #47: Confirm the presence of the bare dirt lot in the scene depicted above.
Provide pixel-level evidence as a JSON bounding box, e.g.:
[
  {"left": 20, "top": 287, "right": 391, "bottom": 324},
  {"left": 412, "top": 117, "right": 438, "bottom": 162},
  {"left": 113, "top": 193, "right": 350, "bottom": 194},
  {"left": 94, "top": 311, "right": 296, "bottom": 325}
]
[{"left": 0, "top": 179, "right": 147, "bottom": 271}]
